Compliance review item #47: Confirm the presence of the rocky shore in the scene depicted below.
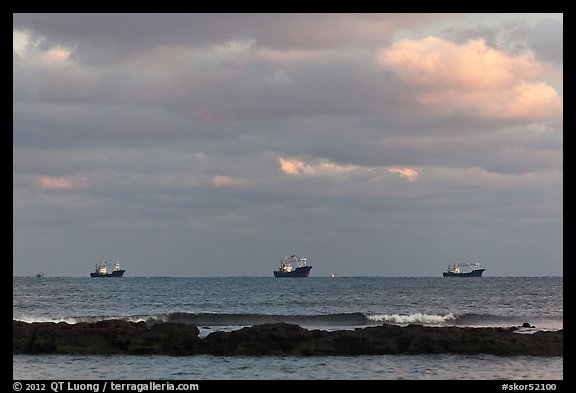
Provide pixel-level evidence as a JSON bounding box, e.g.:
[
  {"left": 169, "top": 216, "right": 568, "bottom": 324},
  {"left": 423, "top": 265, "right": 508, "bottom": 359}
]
[{"left": 13, "top": 320, "right": 562, "bottom": 356}]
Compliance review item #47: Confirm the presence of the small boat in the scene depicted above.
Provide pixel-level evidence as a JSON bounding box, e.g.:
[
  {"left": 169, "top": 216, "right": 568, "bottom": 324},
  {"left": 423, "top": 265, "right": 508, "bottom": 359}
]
[
  {"left": 443, "top": 261, "right": 485, "bottom": 277},
  {"left": 35, "top": 273, "right": 44, "bottom": 278},
  {"left": 274, "top": 255, "right": 312, "bottom": 278},
  {"left": 90, "top": 260, "right": 125, "bottom": 277}
]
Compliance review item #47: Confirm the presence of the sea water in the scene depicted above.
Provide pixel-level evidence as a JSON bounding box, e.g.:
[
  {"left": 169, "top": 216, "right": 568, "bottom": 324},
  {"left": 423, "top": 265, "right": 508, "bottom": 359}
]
[{"left": 13, "top": 276, "right": 563, "bottom": 380}]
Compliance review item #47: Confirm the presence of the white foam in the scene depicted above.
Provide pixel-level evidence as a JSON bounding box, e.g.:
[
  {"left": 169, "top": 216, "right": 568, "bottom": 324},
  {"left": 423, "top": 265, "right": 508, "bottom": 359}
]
[
  {"left": 367, "top": 312, "right": 459, "bottom": 325},
  {"left": 13, "top": 314, "right": 166, "bottom": 324},
  {"left": 14, "top": 316, "right": 95, "bottom": 324}
]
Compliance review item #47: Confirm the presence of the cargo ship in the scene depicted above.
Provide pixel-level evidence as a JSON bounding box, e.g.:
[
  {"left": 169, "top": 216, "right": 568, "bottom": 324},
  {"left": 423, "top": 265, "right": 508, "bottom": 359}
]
[
  {"left": 443, "top": 262, "right": 485, "bottom": 277},
  {"left": 274, "top": 255, "right": 312, "bottom": 278},
  {"left": 90, "top": 260, "right": 125, "bottom": 277}
]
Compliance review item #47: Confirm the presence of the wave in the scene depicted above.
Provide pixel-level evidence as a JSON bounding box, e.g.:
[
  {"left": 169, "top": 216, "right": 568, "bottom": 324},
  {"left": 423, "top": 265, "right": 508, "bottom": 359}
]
[
  {"left": 13, "top": 312, "right": 563, "bottom": 330},
  {"left": 366, "top": 312, "right": 459, "bottom": 325},
  {"left": 13, "top": 314, "right": 159, "bottom": 325}
]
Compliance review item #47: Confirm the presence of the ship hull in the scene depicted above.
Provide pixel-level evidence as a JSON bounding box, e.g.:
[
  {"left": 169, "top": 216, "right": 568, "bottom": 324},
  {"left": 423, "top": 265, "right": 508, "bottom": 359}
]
[
  {"left": 443, "top": 269, "right": 485, "bottom": 277},
  {"left": 274, "top": 266, "right": 311, "bottom": 278},
  {"left": 90, "top": 270, "right": 125, "bottom": 278}
]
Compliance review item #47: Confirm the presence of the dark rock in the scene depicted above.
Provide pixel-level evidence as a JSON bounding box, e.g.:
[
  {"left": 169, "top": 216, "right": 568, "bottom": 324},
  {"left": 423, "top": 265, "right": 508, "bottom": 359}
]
[
  {"left": 13, "top": 320, "right": 201, "bottom": 355},
  {"left": 13, "top": 320, "right": 562, "bottom": 356}
]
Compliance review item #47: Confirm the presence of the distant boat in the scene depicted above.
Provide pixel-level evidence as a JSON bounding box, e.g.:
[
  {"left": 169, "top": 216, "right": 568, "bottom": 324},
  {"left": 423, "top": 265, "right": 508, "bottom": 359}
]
[
  {"left": 274, "top": 255, "right": 312, "bottom": 278},
  {"left": 90, "top": 260, "right": 125, "bottom": 277},
  {"left": 35, "top": 273, "right": 44, "bottom": 278},
  {"left": 443, "top": 261, "right": 485, "bottom": 277}
]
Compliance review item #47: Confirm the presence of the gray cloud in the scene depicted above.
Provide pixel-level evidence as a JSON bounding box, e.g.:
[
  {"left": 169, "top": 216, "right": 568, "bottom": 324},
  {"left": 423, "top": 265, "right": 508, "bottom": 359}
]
[
  {"left": 510, "top": 17, "right": 563, "bottom": 63},
  {"left": 13, "top": 14, "right": 562, "bottom": 277},
  {"left": 441, "top": 15, "right": 563, "bottom": 65},
  {"left": 13, "top": 13, "right": 442, "bottom": 64}
]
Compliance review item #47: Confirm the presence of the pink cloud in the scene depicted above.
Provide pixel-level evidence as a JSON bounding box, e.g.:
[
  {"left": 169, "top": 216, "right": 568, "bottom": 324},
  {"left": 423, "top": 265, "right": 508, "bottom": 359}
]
[
  {"left": 39, "top": 175, "right": 87, "bottom": 190},
  {"left": 278, "top": 157, "right": 358, "bottom": 176},
  {"left": 507, "top": 81, "right": 563, "bottom": 120},
  {"left": 211, "top": 175, "right": 242, "bottom": 187},
  {"left": 37, "top": 48, "right": 72, "bottom": 63},
  {"left": 46, "top": 48, "right": 70, "bottom": 61},
  {"left": 379, "top": 37, "right": 562, "bottom": 121},
  {"left": 280, "top": 157, "right": 421, "bottom": 184},
  {"left": 388, "top": 167, "right": 418, "bottom": 182},
  {"left": 278, "top": 157, "right": 310, "bottom": 175},
  {"left": 380, "top": 37, "right": 538, "bottom": 90}
]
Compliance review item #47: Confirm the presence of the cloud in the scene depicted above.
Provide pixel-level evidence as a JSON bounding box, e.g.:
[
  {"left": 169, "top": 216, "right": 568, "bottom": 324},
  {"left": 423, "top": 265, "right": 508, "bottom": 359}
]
[
  {"left": 12, "top": 14, "right": 563, "bottom": 277},
  {"left": 42, "top": 48, "right": 71, "bottom": 62},
  {"left": 13, "top": 30, "right": 30, "bottom": 55},
  {"left": 264, "top": 70, "right": 293, "bottom": 87},
  {"left": 12, "top": 13, "right": 443, "bottom": 61},
  {"left": 380, "top": 37, "right": 538, "bottom": 90},
  {"left": 424, "top": 166, "right": 561, "bottom": 191},
  {"left": 278, "top": 157, "right": 308, "bottom": 175},
  {"left": 278, "top": 156, "right": 424, "bottom": 186},
  {"left": 39, "top": 175, "right": 88, "bottom": 190},
  {"left": 211, "top": 175, "right": 242, "bottom": 187},
  {"left": 507, "top": 81, "right": 562, "bottom": 120},
  {"left": 505, "top": 17, "right": 563, "bottom": 64},
  {"left": 379, "top": 37, "right": 562, "bottom": 121},
  {"left": 13, "top": 34, "right": 386, "bottom": 123},
  {"left": 388, "top": 167, "right": 419, "bottom": 182},
  {"left": 278, "top": 156, "right": 359, "bottom": 176},
  {"left": 528, "top": 18, "right": 563, "bottom": 63}
]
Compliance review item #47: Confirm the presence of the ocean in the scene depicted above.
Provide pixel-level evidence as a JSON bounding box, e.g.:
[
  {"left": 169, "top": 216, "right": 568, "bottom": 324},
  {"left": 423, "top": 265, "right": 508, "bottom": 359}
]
[{"left": 13, "top": 276, "right": 563, "bottom": 381}]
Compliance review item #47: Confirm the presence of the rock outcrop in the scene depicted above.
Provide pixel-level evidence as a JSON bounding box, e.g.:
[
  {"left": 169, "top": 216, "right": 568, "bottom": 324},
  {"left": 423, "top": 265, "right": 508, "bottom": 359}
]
[{"left": 13, "top": 320, "right": 562, "bottom": 356}]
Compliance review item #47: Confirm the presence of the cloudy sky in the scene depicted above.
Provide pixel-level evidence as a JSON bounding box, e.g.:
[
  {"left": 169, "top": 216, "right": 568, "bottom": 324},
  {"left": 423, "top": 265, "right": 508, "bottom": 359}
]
[{"left": 13, "top": 13, "right": 563, "bottom": 277}]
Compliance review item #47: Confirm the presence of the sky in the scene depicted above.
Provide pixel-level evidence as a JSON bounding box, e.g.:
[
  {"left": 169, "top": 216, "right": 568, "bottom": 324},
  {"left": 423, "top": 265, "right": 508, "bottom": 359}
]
[{"left": 13, "top": 13, "right": 563, "bottom": 277}]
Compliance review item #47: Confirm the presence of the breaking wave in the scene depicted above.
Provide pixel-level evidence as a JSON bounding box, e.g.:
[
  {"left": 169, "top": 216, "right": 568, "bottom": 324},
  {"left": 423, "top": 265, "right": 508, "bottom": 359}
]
[
  {"left": 366, "top": 312, "right": 459, "bottom": 325},
  {"left": 15, "top": 311, "right": 551, "bottom": 329}
]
